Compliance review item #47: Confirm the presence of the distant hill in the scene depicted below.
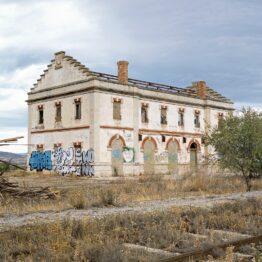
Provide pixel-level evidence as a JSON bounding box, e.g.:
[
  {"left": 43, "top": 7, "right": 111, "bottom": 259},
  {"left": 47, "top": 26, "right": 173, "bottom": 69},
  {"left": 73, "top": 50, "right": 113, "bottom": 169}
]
[{"left": 0, "top": 151, "right": 27, "bottom": 167}]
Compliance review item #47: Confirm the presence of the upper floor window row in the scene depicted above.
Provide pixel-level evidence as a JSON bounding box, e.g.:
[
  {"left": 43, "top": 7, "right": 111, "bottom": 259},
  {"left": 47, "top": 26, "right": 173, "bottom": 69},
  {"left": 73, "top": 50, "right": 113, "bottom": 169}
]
[
  {"left": 140, "top": 104, "right": 201, "bottom": 128},
  {"left": 37, "top": 98, "right": 82, "bottom": 125},
  {"left": 37, "top": 99, "right": 202, "bottom": 128}
]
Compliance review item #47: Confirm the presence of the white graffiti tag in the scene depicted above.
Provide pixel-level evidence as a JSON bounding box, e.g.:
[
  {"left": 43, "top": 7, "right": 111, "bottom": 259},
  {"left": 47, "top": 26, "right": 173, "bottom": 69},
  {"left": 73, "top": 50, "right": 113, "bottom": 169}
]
[{"left": 53, "top": 147, "right": 94, "bottom": 176}]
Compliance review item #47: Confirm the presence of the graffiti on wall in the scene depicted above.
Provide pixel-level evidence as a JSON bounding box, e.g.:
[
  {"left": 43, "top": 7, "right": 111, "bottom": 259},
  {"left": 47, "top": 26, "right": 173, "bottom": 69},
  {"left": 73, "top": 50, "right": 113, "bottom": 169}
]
[
  {"left": 143, "top": 151, "right": 177, "bottom": 163},
  {"left": 53, "top": 147, "right": 94, "bottom": 176},
  {"left": 112, "top": 148, "right": 122, "bottom": 159},
  {"left": 155, "top": 151, "right": 168, "bottom": 162},
  {"left": 123, "top": 132, "right": 133, "bottom": 142},
  {"left": 29, "top": 151, "right": 52, "bottom": 171},
  {"left": 123, "top": 147, "right": 135, "bottom": 163},
  {"left": 29, "top": 147, "right": 94, "bottom": 176}
]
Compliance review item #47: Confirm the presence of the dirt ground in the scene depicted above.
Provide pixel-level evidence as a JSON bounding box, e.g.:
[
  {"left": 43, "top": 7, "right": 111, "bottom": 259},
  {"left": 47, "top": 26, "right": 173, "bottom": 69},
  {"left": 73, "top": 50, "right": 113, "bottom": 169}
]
[
  {"left": 0, "top": 189, "right": 261, "bottom": 232},
  {"left": 0, "top": 172, "right": 262, "bottom": 261}
]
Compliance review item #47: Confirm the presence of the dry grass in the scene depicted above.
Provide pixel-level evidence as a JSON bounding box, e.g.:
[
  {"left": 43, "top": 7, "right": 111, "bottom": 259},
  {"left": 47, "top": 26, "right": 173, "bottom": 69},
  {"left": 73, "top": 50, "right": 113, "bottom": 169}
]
[
  {"left": 0, "top": 171, "right": 261, "bottom": 216},
  {"left": 0, "top": 198, "right": 261, "bottom": 261},
  {"left": 0, "top": 172, "right": 262, "bottom": 215}
]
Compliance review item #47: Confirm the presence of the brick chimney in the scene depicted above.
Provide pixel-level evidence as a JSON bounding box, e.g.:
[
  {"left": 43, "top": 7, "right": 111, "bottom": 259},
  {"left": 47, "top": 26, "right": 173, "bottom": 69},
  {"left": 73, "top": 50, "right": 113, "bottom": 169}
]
[
  {"left": 117, "top": 60, "right": 129, "bottom": 84},
  {"left": 195, "top": 81, "right": 207, "bottom": 99}
]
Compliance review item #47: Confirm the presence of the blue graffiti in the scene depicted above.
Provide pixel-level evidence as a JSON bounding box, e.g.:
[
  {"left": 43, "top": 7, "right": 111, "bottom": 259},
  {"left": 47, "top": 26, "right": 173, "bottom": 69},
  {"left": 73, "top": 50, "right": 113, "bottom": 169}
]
[
  {"left": 143, "top": 153, "right": 153, "bottom": 161},
  {"left": 29, "top": 151, "right": 52, "bottom": 171},
  {"left": 112, "top": 149, "right": 121, "bottom": 159}
]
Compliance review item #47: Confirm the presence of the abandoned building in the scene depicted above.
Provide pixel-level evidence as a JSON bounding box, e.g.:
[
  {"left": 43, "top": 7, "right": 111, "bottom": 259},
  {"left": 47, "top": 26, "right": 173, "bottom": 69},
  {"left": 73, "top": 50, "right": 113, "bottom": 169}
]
[{"left": 27, "top": 51, "right": 234, "bottom": 176}]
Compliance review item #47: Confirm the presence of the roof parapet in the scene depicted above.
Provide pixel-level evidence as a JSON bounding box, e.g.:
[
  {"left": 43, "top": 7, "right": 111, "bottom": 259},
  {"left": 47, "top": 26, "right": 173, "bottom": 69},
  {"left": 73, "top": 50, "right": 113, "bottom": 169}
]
[{"left": 54, "top": 51, "right": 65, "bottom": 69}]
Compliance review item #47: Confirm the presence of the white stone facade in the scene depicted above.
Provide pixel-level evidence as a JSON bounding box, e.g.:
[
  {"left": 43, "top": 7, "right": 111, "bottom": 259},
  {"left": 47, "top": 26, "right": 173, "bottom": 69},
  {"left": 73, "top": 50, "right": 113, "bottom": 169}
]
[{"left": 27, "top": 51, "right": 234, "bottom": 177}]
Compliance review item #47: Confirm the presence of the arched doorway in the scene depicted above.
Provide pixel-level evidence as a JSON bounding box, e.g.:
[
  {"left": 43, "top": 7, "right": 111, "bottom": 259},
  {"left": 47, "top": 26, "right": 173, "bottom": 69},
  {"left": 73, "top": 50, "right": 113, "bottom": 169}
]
[
  {"left": 143, "top": 138, "right": 157, "bottom": 175},
  {"left": 167, "top": 140, "right": 178, "bottom": 174},
  {"left": 110, "top": 136, "right": 124, "bottom": 176},
  {"left": 190, "top": 142, "right": 198, "bottom": 165}
]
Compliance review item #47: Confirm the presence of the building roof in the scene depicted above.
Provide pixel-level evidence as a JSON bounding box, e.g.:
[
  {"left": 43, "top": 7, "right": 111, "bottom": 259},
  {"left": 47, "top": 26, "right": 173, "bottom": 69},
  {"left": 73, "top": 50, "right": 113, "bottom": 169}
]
[{"left": 31, "top": 51, "right": 233, "bottom": 104}]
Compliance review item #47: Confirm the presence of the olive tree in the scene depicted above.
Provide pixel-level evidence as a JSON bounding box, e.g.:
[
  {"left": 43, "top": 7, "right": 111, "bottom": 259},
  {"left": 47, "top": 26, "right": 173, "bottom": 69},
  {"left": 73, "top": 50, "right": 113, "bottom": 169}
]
[{"left": 208, "top": 108, "right": 262, "bottom": 191}]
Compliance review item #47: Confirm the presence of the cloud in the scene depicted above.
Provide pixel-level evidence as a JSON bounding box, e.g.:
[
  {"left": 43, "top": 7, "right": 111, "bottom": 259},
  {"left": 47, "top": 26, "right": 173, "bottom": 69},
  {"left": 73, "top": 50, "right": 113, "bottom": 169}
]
[
  {"left": 0, "top": 0, "right": 262, "bottom": 152},
  {"left": 0, "top": 63, "right": 45, "bottom": 119}
]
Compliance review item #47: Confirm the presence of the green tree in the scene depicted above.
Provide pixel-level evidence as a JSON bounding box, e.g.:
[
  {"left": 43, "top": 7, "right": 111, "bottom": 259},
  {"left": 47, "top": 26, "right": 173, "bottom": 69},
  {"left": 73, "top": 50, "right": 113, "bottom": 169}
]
[
  {"left": 0, "top": 161, "right": 10, "bottom": 175},
  {"left": 208, "top": 108, "right": 262, "bottom": 191}
]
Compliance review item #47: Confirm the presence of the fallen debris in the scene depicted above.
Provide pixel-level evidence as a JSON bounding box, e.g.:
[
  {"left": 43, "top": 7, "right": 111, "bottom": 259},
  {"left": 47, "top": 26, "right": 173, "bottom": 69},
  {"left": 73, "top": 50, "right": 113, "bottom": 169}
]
[
  {"left": 0, "top": 177, "right": 57, "bottom": 200},
  {"left": 123, "top": 243, "right": 179, "bottom": 260}
]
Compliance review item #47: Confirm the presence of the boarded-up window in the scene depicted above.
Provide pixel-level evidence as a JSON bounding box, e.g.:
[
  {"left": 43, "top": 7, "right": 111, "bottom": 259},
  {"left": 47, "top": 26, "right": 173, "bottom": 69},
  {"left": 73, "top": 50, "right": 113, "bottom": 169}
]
[
  {"left": 178, "top": 112, "right": 184, "bottom": 126},
  {"left": 75, "top": 101, "right": 81, "bottom": 120},
  {"left": 55, "top": 102, "right": 62, "bottom": 122},
  {"left": 143, "top": 139, "right": 156, "bottom": 175},
  {"left": 111, "top": 137, "right": 124, "bottom": 176},
  {"left": 141, "top": 104, "right": 149, "bottom": 123},
  {"left": 167, "top": 140, "right": 178, "bottom": 174},
  {"left": 160, "top": 107, "right": 167, "bottom": 125},
  {"left": 113, "top": 100, "right": 121, "bottom": 120}
]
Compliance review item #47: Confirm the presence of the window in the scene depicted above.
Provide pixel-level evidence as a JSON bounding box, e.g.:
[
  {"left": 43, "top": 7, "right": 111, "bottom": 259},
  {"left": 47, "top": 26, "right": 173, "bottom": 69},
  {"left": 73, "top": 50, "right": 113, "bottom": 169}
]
[
  {"left": 161, "top": 135, "right": 166, "bottom": 142},
  {"left": 73, "top": 142, "right": 82, "bottom": 152},
  {"left": 160, "top": 106, "right": 167, "bottom": 125},
  {"left": 55, "top": 102, "right": 62, "bottom": 122},
  {"left": 37, "top": 144, "right": 44, "bottom": 152},
  {"left": 178, "top": 111, "right": 184, "bottom": 126},
  {"left": 139, "top": 134, "right": 143, "bottom": 141},
  {"left": 183, "top": 137, "right": 187, "bottom": 143},
  {"left": 54, "top": 143, "right": 62, "bottom": 151},
  {"left": 38, "top": 105, "right": 44, "bottom": 124},
  {"left": 218, "top": 113, "right": 224, "bottom": 128},
  {"left": 194, "top": 110, "right": 200, "bottom": 128},
  {"left": 113, "top": 98, "right": 121, "bottom": 120},
  {"left": 74, "top": 98, "right": 81, "bottom": 120},
  {"left": 141, "top": 103, "right": 149, "bottom": 123}
]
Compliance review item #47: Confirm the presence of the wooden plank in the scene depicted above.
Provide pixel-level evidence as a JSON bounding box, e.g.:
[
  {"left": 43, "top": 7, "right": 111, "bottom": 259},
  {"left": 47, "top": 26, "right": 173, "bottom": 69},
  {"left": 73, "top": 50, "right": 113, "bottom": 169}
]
[{"left": 157, "top": 235, "right": 262, "bottom": 262}]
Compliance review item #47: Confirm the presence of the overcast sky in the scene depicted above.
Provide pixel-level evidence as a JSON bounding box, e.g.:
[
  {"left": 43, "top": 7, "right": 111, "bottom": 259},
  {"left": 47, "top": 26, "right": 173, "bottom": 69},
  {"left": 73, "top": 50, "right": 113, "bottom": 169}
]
[{"left": 0, "top": 0, "right": 262, "bottom": 153}]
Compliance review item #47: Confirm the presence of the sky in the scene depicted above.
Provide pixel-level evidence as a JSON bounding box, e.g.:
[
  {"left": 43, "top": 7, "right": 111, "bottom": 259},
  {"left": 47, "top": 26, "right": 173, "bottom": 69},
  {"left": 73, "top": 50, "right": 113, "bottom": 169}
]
[{"left": 0, "top": 0, "right": 261, "bottom": 153}]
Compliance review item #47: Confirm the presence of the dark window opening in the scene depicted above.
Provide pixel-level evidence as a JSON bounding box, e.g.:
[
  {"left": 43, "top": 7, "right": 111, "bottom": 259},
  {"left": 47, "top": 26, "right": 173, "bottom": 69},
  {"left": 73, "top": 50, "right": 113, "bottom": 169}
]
[
  {"left": 178, "top": 112, "right": 184, "bottom": 126},
  {"left": 54, "top": 143, "right": 62, "bottom": 151},
  {"left": 218, "top": 114, "right": 224, "bottom": 128},
  {"left": 183, "top": 137, "right": 187, "bottom": 143},
  {"left": 75, "top": 102, "right": 81, "bottom": 120},
  {"left": 55, "top": 104, "right": 62, "bottom": 122},
  {"left": 113, "top": 101, "right": 121, "bottom": 120},
  {"left": 161, "top": 135, "right": 166, "bottom": 142},
  {"left": 190, "top": 142, "right": 197, "bottom": 149},
  {"left": 73, "top": 143, "right": 82, "bottom": 151},
  {"left": 194, "top": 114, "right": 200, "bottom": 128},
  {"left": 37, "top": 144, "right": 44, "bottom": 152},
  {"left": 161, "top": 108, "right": 167, "bottom": 125},
  {"left": 141, "top": 105, "right": 149, "bottom": 123},
  {"left": 139, "top": 134, "right": 143, "bottom": 141},
  {"left": 39, "top": 109, "right": 44, "bottom": 124}
]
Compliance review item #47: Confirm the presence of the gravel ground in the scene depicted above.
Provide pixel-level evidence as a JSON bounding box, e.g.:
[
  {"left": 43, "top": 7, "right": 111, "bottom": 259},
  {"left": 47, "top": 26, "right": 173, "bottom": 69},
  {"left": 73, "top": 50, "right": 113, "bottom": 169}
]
[{"left": 0, "top": 190, "right": 261, "bottom": 232}]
